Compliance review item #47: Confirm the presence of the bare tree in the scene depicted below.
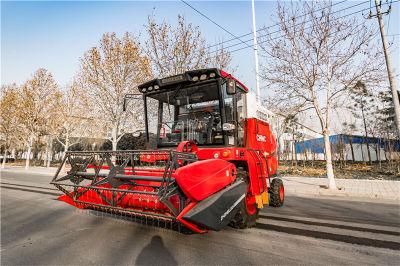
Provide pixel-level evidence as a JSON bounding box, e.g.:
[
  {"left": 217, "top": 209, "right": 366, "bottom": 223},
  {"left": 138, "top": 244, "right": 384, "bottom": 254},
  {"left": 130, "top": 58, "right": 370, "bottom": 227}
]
[
  {"left": 79, "top": 32, "right": 152, "bottom": 151},
  {"left": 145, "top": 14, "right": 232, "bottom": 77},
  {"left": 260, "top": 1, "right": 383, "bottom": 189},
  {"left": 0, "top": 84, "right": 19, "bottom": 168},
  {"left": 51, "top": 80, "right": 95, "bottom": 156},
  {"left": 16, "top": 69, "right": 61, "bottom": 169},
  {"left": 341, "top": 121, "right": 357, "bottom": 162},
  {"left": 349, "top": 81, "right": 375, "bottom": 164}
]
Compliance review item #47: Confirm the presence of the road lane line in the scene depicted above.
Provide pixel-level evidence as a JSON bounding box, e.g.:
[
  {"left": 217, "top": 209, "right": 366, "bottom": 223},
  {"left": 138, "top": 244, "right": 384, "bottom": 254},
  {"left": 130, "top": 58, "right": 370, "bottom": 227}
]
[
  {"left": 255, "top": 222, "right": 400, "bottom": 251},
  {"left": 0, "top": 185, "right": 61, "bottom": 197},
  {"left": 1, "top": 182, "right": 59, "bottom": 191},
  {"left": 259, "top": 212, "right": 400, "bottom": 232},
  {"left": 259, "top": 214, "right": 400, "bottom": 236}
]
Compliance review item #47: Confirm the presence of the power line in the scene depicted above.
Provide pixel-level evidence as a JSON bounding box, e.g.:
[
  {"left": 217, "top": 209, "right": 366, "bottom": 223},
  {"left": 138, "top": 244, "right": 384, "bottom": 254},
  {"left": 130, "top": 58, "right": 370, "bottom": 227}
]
[
  {"left": 180, "top": 0, "right": 253, "bottom": 51},
  {"left": 210, "top": 0, "right": 374, "bottom": 54},
  {"left": 211, "top": 0, "right": 399, "bottom": 56},
  {"left": 206, "top": 0, "right": 349, "bottom": 50}
]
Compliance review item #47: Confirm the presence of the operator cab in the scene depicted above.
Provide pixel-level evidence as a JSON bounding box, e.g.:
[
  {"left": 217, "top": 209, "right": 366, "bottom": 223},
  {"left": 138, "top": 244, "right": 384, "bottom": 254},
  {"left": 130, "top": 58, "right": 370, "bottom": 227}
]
[{"left": 138, "top": 69, "right": 248, "bottom": 148}]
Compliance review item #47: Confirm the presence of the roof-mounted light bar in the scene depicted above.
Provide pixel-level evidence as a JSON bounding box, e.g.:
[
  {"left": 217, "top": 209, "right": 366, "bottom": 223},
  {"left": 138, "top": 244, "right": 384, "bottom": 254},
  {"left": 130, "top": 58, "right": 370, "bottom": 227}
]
[{"left": 137, "top": 68, "right": 223, "bottom": 94}]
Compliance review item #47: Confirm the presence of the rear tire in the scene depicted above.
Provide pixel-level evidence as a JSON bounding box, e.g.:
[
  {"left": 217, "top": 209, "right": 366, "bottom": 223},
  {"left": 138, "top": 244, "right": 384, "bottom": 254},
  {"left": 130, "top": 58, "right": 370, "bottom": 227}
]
[
  {"left": 269, "top": 178, "right": 284, "bottom": 207},
  {"left": 229, "top": 198, "right": 259, "bottom": 229}
]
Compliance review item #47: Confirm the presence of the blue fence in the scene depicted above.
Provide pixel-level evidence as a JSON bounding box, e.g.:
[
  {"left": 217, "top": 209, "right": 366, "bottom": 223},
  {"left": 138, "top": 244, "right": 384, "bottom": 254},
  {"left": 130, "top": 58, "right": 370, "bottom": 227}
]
[{"left": 294, "top": 134, "right": 400, "bottom": 154}]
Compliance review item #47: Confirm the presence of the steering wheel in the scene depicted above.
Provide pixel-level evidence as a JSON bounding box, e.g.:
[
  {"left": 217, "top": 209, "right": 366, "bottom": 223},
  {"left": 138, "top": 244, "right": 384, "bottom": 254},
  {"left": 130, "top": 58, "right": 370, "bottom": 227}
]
[{"left": 176, "top": 140, "right": 198, "bottom": 153}]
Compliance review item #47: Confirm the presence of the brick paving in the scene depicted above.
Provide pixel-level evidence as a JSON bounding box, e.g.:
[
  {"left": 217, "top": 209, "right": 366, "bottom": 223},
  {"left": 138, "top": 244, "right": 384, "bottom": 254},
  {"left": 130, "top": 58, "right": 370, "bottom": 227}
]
[{"left": 282, "top": 176, "right": 400, "bottom": 201}]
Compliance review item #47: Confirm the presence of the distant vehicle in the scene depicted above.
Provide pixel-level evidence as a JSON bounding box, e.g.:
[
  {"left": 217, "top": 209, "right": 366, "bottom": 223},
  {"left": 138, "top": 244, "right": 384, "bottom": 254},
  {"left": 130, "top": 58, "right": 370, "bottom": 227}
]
[{"left": 0, "top": 155, "right": 16, "bottom": 163}]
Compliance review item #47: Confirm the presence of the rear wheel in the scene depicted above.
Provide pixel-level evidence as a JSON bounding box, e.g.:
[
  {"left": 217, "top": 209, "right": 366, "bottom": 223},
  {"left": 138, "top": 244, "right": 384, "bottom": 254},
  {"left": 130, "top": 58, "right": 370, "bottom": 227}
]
[
  {"left": 269, "top": 178, "right": 284, "bottom": 207},
  {"left": 229, "top": 195, "right": 259, "bottom": 229}
]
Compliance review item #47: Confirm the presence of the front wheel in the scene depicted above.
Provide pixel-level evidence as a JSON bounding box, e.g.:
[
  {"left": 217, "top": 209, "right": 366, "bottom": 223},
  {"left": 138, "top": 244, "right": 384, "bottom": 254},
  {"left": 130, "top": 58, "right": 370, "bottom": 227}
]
[
  {"left": 269, "top": 178, "right": 285, "bottom": 207},
  {"left": 229, "top": 196, "right": 259, "bottom": 229}
]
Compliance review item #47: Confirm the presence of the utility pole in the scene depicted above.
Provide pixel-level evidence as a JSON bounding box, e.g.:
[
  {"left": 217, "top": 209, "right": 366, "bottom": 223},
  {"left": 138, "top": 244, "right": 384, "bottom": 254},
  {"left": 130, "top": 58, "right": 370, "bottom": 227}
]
[
  {"left": 371, "top": 0, "right": 400, "bottom": 138},
  {"left": 251, "top": 0, "right": 261, "bottom": 102}
]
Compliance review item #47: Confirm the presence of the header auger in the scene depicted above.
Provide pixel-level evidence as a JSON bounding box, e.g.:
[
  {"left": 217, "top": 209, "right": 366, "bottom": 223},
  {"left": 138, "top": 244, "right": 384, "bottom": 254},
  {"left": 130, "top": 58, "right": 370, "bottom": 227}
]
[{"left": 52, "top": 68, "right": 284, "bottom": 233}]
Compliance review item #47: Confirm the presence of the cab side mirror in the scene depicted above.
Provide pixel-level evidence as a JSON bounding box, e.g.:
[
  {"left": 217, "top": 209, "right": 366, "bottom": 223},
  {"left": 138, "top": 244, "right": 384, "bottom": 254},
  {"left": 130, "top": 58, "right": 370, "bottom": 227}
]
[
  {"left": 226, "top": 79, "right": 236, "bottom": 95},
  {"left": 123, "top": 98, "right": 128, "bottom": 112},
  {"left": 132, "top": 130, "right": 144, "bottom": 137}
]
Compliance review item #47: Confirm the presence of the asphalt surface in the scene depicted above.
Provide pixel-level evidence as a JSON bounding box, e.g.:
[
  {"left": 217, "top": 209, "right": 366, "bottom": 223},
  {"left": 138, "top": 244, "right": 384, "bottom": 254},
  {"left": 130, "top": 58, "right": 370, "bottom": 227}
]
[{"left": 1, "top": 169, "right": 400, "bottom": 265}]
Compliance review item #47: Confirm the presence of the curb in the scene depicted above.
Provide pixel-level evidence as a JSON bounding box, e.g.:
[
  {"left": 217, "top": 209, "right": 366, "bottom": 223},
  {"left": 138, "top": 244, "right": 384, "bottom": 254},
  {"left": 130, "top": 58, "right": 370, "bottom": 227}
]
[{"left": 285, "top": 189, "right": 400, "bottom": 202}]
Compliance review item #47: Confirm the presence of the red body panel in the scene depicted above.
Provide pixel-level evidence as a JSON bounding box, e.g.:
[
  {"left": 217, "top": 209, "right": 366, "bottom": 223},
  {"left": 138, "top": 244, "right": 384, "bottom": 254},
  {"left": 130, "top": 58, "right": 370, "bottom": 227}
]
[
  {"left": 139, "top": 154, "right": 169, "bottom": 163},
  {"left": 175, "top": 159, "right": 236, "bottom": 201},
  {"left": 220, "top": 69, "right": 249, "bottom": 92}
]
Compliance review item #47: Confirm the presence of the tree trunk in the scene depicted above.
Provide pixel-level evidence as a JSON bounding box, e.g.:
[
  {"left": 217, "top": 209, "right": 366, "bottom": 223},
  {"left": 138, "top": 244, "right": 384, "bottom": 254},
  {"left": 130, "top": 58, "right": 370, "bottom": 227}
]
[
  {"left": 112, "top": 140, "right": 118, "bottom": 151},
  {"left": 360, "top": 142, "right": 365, "bottom": 162},
  {"left": 377, "top": 143, "right": 382, "bottom": 169},
  {"left": 2, "top": 148, "right": 7, "bottom": 168},
  {"left": 112, "top": 126, "right": 118, "bottom": 151},
  {"left": 44, "top": 136, "right": 50, "bottom": 167},
  {"left": 277, "top": 136, "right": 282, "bottom": 161},
  {"left": 25, "top": 135, "right": 33, "bottom": 170},
  {"left": 349, "top": 137, "right": 355, "bottom": 162},
  {"left": 46, "top": 137, "right": 53, "bottom": 168},
  {"left": 323, "top": 132, "right": 337, "bottom": 190},
  {"left": 361, "top": 105, "right": 372, "bottom": 164},
  {"left": 311, "top": 152, "right": 314, "bottom": 167},
  {"left": 60, "top": 137, "right": 70, "bottom": 174},
  {"left": 365, "top": 138, "right": 372, "bottom": 164},
  {"left": 65, "top": 133, "right": 70, "bottom": 155}
]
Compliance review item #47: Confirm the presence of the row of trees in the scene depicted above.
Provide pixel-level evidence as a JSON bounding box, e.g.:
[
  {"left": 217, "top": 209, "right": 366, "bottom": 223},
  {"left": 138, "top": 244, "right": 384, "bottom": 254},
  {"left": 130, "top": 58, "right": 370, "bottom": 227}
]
[
  {"left": 0, "top": 15, "right": 231, "bottom": 169},
  {"left": 260, "top": 1, "right": 397, "bottom": 188}
]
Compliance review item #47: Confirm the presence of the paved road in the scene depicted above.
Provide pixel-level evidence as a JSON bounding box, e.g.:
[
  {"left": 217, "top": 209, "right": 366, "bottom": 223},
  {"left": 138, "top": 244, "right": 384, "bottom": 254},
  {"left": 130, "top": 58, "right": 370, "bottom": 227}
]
[{"left": 1, "top": 170, "right": 400, "bottom": 265}]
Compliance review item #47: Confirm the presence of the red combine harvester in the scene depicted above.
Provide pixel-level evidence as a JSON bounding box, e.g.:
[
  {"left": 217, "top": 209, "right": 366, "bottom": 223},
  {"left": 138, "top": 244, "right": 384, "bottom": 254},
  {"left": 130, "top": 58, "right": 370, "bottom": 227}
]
[{"left": 51, "top": 68, "right": 284, "bottom": 233}]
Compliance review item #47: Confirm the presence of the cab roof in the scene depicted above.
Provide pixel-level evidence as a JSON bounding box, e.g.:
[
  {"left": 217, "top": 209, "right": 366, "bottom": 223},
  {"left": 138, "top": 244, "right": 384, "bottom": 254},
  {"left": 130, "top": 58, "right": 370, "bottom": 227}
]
[{"left": 137, "top": 68, "right": 249, "bottom": 94}]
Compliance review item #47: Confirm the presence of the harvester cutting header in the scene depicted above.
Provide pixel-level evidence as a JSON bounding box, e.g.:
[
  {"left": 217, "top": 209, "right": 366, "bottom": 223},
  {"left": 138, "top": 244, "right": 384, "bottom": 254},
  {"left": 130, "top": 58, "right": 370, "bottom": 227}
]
[{"left": 51, "top": 68, "right": 284, "bottom": 233}]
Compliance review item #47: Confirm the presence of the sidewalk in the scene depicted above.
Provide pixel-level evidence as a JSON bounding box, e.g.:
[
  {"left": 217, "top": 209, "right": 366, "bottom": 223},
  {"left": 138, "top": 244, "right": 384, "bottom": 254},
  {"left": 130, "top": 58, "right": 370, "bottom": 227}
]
[
  {"left": 282, "top": 176, "right": 400, "bottom": 202},
  {"left": 0, "top": 166, "right": 58, "bottom": 176}
]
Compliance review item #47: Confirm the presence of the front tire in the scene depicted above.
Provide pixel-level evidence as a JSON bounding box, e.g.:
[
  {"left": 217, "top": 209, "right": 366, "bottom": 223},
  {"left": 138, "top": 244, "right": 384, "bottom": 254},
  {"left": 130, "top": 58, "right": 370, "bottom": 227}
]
[
  {"left": 229, "top": 197, "right": 259, "bottom": 229},
  {"left": 269, "top": 178, "right": 285, "bottom": 207}
]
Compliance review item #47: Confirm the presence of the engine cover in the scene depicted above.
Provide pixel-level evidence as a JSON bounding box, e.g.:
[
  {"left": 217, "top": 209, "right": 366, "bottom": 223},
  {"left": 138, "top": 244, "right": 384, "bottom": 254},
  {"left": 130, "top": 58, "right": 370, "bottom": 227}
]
[
  {"left": 175, "top": 159, "right": 236, "bottom": 201},
  {"left": 182, "top": 181, "right": 246, "bottom": 231}
]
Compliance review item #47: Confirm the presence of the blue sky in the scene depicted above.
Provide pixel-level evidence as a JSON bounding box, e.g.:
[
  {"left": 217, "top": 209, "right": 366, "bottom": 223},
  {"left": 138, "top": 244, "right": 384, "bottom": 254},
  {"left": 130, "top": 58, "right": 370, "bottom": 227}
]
[{"left": 1, "top": 0, "right": 399, "bottom": 98}]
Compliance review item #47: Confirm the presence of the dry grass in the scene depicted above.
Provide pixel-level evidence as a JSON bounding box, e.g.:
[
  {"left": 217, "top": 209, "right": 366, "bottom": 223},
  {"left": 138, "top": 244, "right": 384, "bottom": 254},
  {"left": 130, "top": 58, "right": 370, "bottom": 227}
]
[{"left": 279, "top": 160, "right": 400, "bottom": 180}]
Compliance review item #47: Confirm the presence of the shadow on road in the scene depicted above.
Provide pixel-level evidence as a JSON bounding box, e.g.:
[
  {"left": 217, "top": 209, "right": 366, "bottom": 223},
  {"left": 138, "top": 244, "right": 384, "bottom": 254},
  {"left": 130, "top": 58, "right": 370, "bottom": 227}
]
[{"left": 136, "top": 235, "right": 177, "bottom": 266}]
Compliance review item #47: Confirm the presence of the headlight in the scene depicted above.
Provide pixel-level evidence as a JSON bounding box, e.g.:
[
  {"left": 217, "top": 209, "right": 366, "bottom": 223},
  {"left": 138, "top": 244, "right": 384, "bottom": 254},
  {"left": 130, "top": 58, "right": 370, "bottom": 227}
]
[
  {"left": 141, "top": 87, "right": 147, "bottom": 92},
  {"left": 147, "top": 86, "right": 153, "bottom": 91},
  {"left": 154, "top": 85, "right": 160, "bottom": 90},
  {"left": 209, "top": 72, "right": 216, "bottom": 78},
  {"left": 192, "top": 76, "right": 199, "bottom": 81},
  {"left": 200, "top": 74, "right": 207, "bottom": 80}
]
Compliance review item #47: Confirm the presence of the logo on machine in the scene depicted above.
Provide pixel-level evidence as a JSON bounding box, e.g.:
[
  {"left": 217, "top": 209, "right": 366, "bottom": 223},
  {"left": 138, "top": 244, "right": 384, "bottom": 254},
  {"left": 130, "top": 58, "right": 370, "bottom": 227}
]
[
  {"left": 256, "top": 134, "right": 267, "bottom": 142},
  {"left": 220, "top": 194, "right": 246, "bottom": 222}
]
